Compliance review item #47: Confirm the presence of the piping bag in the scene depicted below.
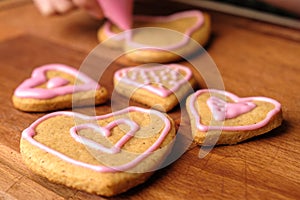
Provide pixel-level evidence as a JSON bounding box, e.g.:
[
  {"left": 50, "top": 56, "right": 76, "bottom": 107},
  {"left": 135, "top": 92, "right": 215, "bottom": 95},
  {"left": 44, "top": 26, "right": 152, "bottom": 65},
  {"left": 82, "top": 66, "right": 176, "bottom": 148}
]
[{"left": 97, "top": 0, "right": 134, "bottom": 30}]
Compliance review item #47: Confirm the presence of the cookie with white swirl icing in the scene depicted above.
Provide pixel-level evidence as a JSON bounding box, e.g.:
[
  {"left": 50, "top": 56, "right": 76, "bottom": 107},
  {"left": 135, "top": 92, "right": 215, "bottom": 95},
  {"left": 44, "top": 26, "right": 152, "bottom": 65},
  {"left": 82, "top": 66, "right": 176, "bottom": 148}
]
[
  {"left": 12, "top": 64, "right": 108, "bottom": 112},
  {"left": 20, "top": 106, "right": 176, "bottom": 196},
  {"left": 114, "top": 63, "right": 197, "bottom": 112},
  {"left": 97, "top": 10, "right": 211, "bottom": 64},
  {"left": 186, "top": 89, "right": 283, "bottom": 145}
]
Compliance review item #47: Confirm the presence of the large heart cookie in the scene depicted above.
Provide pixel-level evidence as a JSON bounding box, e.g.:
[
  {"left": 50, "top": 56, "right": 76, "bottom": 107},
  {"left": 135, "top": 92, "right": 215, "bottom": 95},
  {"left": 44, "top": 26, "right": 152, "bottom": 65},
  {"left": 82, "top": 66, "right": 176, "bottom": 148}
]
[
  {"left": 20, "top": 106, "right": 176, "bottom": 196},
  {"left": 114, "top": 64, "right": 197, "bottom": 112},
  {"left": 97, "top": 10, "right": 211, "bottom": 63},
  {"left": 12, "top": 64, "right": 108, "bottom": 112},
  {"left": 186, "top": 89, "right": 282, "bottom": 145}
]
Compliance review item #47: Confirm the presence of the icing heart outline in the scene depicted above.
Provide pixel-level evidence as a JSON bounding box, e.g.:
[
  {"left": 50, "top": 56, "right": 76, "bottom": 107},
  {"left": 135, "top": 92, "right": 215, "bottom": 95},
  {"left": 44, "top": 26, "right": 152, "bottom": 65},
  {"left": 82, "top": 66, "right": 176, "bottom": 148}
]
[
  {"left": 188, "top": 89, "right": 281, "bottom": 131},
  {"left": 103, "top": 10, "right": 204, "bottom": 50},
  {"left": 70, "top": 119, "right": 139, "bottom": 154},
  {"left": 22, "top": 106, "right": 171, "bottom": 172},
  {"left": 114, "top": 64, "right": 192, "bottom": 97},
  {"left": 14, "top": 64, "right": 100, "bottom": 99}
]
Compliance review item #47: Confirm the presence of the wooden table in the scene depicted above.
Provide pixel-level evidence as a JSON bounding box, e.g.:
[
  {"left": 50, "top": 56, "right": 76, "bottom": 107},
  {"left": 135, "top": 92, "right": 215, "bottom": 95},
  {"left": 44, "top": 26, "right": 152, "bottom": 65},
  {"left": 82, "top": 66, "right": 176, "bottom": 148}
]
[{"left": 0, "top": 0, "right": 299, "bottom": 199}]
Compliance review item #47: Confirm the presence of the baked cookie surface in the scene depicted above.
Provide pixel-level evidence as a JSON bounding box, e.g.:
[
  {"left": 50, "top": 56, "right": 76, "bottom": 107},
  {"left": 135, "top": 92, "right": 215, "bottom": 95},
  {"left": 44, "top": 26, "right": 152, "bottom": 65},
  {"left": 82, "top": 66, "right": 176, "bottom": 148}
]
[
  {"left": 114, "top": 64, "right": 197, "bottom": 112},
  {"left": 20, "top": 106, "right": 176, "bottom": 196},
  {"left": 12, "top": 64, "right": 108, "bottom": 112},
  {"left": 186, "top": 89, "right": 282, "bottom": 145},
  {"left": 98, "top": 10, "right": 211, "bottom": 63}
]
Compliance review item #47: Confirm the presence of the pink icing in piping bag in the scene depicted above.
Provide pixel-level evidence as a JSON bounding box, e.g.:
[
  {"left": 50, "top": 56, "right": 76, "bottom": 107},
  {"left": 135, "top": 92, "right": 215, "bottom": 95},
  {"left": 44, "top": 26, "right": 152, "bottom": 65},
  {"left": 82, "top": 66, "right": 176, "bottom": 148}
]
[{"left": 97, "top": 0, "right": 133, "bottom": 30}]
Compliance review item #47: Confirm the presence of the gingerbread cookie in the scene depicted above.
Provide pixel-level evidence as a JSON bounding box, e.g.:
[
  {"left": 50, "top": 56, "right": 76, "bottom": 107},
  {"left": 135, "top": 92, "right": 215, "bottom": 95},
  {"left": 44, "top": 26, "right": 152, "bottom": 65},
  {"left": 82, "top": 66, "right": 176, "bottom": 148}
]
[
  {"left": 186, "top": 89, "right": 282, "bottom": 145},
  {"left": 20, "top": 106, "right": 176, "bottom": 196},
  {"left": 12, "top": 64, "right": 108, "bottom": 112},
  {"left": 98, "top": 10, "right": 211, "bottom": 63},
  {"left": 114, "top": 64, "right": 197, "bottom": 112}
]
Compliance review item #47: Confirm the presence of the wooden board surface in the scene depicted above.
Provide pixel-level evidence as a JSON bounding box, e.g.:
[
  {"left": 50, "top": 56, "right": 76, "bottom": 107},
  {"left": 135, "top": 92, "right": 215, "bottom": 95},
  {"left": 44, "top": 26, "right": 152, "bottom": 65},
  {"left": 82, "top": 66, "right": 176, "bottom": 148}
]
[{"left": 0, "top": 0, "right": 299, "bottom": 199}]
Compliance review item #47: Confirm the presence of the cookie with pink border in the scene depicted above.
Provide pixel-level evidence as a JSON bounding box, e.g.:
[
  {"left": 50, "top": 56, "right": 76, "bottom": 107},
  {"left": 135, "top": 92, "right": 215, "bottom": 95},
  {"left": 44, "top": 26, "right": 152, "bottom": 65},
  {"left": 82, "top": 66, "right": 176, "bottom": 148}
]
[
  {"left": 12, "top": 64, "right": 108, "bottom": 112},
  {"left": 114, "top": 64, "right": 197, "bottom": 112},
  {"left": 20, "top": 106, "right": 176, "bottom": 196},
  {"left": 186, "top": 89, "right": 283, "bottom": 145},
  {"left": 97, "top": 10, "right": 211, "bottom": 63}
]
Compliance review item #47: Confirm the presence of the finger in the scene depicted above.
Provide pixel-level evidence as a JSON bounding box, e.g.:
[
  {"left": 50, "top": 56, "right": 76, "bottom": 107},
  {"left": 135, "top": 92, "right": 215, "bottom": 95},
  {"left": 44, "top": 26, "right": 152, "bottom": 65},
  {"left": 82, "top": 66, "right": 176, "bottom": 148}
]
[
  {"left": 72, "top": 0, "right": 103, "bottom": 19},
  {"left": 51, "top": 0, "right": 75, "bottom": 14},
  {"left": 32, "top": 0, "right": 56, "bottom": 16}
]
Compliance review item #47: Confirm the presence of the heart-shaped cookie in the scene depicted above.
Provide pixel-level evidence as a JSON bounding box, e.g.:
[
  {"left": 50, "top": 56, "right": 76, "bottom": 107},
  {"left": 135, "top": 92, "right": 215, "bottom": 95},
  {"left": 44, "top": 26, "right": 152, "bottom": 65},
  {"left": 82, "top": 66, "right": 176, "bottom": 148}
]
[
  {"left": 97, "top": 10, "right": 211, "bottom": 63},
  {"left": 114, "top": 64, "right": 197, "bottom": 112},
  {"left": 20, "top": 106, "right": 176, "bottom": 196},
  {"left": 12, "top": 64, "right": 108, "bottom": 112},
  {"left": 186, "top": 89, "right": 282, "bottom": 145}
]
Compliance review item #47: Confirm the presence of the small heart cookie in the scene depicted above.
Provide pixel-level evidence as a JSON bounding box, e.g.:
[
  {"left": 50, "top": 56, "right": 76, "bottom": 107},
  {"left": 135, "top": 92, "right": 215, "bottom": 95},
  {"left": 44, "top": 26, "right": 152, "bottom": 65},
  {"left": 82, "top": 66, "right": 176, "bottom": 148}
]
[
  {"left": 186, "top": 89, "right": 283, "bottom": 145},
  {"left": 12, "top": 64, "right": 108, "bottom": 112},
  {"left": 98, "top": 10, "right": 211, "bottom": 63},
  {"left": 20, "top": 106, "right": 176, "bottom": 196},
  {"left": 114, "top": 64, "right": 197, "bottom": 112}
]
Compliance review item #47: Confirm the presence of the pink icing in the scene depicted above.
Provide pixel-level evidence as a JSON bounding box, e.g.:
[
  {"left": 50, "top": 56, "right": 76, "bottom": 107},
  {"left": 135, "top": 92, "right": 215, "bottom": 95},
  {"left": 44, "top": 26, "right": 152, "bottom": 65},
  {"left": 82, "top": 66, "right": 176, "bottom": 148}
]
[
  {"left": 22, "top": 106, "right": 171, "bottom": 172},
  {"left": 14, "top": 64, "right": 100, "bottom": 99},
  {"left": 189, "top": 89, "right": 281, "bottom": 131},
  {"left": 103, "top": 10, "right": 204, "bottom": 50},
  {"left": 207, "top": 96, "right": 256, "bottom": 121},
  {"left": 114, "top": 64, "right": 192, "bottom": 97},
  {"left": 97, "top": 0, "right": 133, "bottom": 30},
  {"left": 46, "top": 77, "right": 69, "bottom": 89},
  {"left": 70, "top": 119, "right": 139, "bottom": 154}
]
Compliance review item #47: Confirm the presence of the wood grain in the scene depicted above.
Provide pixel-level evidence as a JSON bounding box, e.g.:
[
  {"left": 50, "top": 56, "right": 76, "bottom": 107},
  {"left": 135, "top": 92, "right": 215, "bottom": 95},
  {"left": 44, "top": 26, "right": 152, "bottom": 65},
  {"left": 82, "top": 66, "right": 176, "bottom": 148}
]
[{"left": 0, "top": 0, "right": 299, "bottom": 199}]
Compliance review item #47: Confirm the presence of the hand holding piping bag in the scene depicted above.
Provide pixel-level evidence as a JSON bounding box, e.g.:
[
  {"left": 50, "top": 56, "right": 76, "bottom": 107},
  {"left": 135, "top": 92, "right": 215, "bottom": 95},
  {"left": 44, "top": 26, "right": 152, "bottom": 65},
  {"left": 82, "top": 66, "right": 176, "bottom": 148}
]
[
  {"left": 97, "top": 0, "right": 134, "bottom": 30},
  {"left": 32, "top": 0, "right": 134, "bottom": 30}
]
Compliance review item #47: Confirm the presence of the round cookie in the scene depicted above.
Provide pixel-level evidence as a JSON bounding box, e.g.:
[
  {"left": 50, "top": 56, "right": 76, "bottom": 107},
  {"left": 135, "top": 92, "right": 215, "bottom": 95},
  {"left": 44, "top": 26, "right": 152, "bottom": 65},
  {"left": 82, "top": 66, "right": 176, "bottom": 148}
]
[
  {"left": 98, "top": 10, "right": 211, "bottom": 64},
  {"left": 186, "top": 89, "right": 283, "bottom": 145},
  {"left": 20, "top": 107, "right": 176, "bottom": 196},
  {"left": 12, "top": 64, "right": 108, "bottom": 112}
]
